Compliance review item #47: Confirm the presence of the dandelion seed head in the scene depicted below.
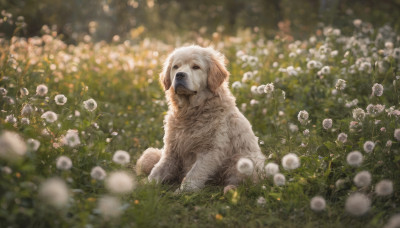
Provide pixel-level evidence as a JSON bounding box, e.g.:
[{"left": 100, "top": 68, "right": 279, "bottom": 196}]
[
  {"left": 345, "top": 193, "right": 371, "bottom": 216},
  {"left": 394, "top": 129, "right": 400, "bottom": 141},
  {"left": 41, "top": 111, "right": 58, "bottom": 123},
  {"left": 56, "top": 156, "right": 72, "bottom": 170},
  {"left": 83, "top": 98, "right": 97, "bottom": 112},
  {"left": 353, "top": 171, "right": 371, "bottom": 187},
  {"left": 62, "top": 130, "right": 80, "bottom": 147},
  {"left": 21, "top": 104, "right": 34, "bottom": 116},
  {"left": 112, "top": 150, "right": 130, "bottom": 165},
  {"left": 384, "top": 214, "right": 400, "bottom": 228},
  {"left": 337, "top": 133, "right": 348, "bottom": 143},
  {"left": 346, "top": 151, "right": 363, "bottom": 167},
  {"left": 5, "top": 114, "right": 17, "bottom": 124},
  {"left": 256, "top": 196, "right": 266, "bottom": 205},
  {"left": 282, "top": 153, "right": 300, "bottom": 170},
  {"left": 0, "top": 131, "right": 27, "bottom": 161},
  {"left": 375, "top": 180, "right": 393, "bottom": 196},
  {"left": 0, "top": 87, "right": 8, "bottom": 96},
  {"left": 335, "top": 79, "right": 346, "bottom": 90},
  {"left": 231, "top": 81, "right": 242, "bottom": 89},
  {"left": 36, "top": 84, "right": 48, "bottom": 96},
  {"left": 352, "top": 108, "right": 366, "bottom": 121},
  {"left": 265, "top": 162, "right": 279, "bottom": 176},
  {"left": 322, "top": 118, "right": 333, "bottom": 129},
  {"left": 98, "top": 195, "right": 122, "bottom": 219},
  {"left": 257, "top": 85, "right": 266, "bottom": 94},
  {"left": 91, "top": 166, "right": 107, "bottom": 180},
  {"left": 297, "top": 110, "right": 309, "bottom": 125},
  {"left": 363, "top": 141, "right": 375, "bottom": 153},
  {"left": 39, "top": 178, "right": 69, "bottom": 208},
  {"left": 310, "top": 196, "right": 326, "bottom": 212},
  {"left": 273, "top": 173, "right": 286, "bottom": 186},
  {"left": 372, "top": 83, "right": 384, "bottom": 96},
  {"left": 264, "top": 83, "right": 274, "bottom": 94},
  {"left": 21, "top": 117, "right": 30, "bottom": 125},
  {"left": 55, "top": 94, "right": 67, "bottom": 105},
  {"left": 236, "top": 158, "right": 254, "bottom": 176},
  {"left": 105, "top": 171, "right": 136, "bottom": 194},
  {"left": 27, "top": 138, "right": 40, "bottom": 151}
]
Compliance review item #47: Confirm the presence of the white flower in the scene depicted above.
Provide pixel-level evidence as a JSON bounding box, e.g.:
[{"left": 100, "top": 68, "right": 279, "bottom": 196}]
[
  {"left": 282, "top": 153, "right": 300, "bottom": 170},
  {"left": 236, "top": 158, "right": 254, "bottom": 176},
  {"left": 257, "top": 85, "right": 266, "bottom": 94},
  {"left": 105, "top": 171, "right": 136, "bottom": 194},
  {"left": 56, "top": 156, "right": 72, "bottom": 170},
  {"left": 27, "top": 138, "right": 40, "bottom": 151},
  {"left": 345, "top": 193, "right": 371, "bottom": 216},
  {"left": 250, "top": 99, "right": 259, "bottom": 106},
  {"left": 83, "top": 98, "right": 97, "bottom": 111},
  {"left": 384, "top": 214, "right": 400, "bottom": 228},
  {"left": 303, "top": 129, "right": 310, "bottom": 136},
  {"left": 21, "top": 118, "right": 30, "bottom": 125},
  {"left": 353, "top": 171, "right": 371, "bottom": 187},
  {"left": 346, "top": 151, "right": 363, "bottom": 167},
  {"left": 54, "top": 94, "right": 67, "bottom": 105},
  {"left": 41, "top": 111, "right": 58, "bottom": 123},
  {"left": 5, "top": 114, "right": 17, "bottom": 124},
  {"left": 337, "top": 133, "right": 348, "bottom": 143},
  {"left": 231, "top": 81, "right": 242, "bottom": 89},
  {"left": 265, "top": 162, "right": 279, "bottom": 177},
  {"left": 256, "top": 196, "right": 266, "bottom": 205},
  {"left": 297, "top": 110, "right": 309, "bottom": 125},
  {"left": 98, "top": 195, "right": 122, "bottom": 219},
  {"left": 21, "top": 104, "right": 34, "bottom": 116},
  {"left": 363, "top": 141, "right": 375, "bottom": 153},
  {"left": 0, "top": 87, "right": 8, "bottom": 96},
  {"left": 307, "top": 60, "right": 317, "bottom": 70},
  {"left": 273, "top": 173, "right": 286, "bottom": 186},
  {"left": 20, "top": 87, "right": 29, "bottom": 96},
  {"left": 91, "top": 166, "right": 107, "bottom": 180},
  {"left": 372, "top": 83, "right": 384, "bottom": 96},
  {"left": 0, "top": 131, "right": 27, "bottom": 161},
  {"left": 352, "top": 108, "right": 366, "bottom": 121},
  {"left": 353, "top": 19, "right": 362, "bottom": 27},
  {"left": 264, "top": 83, "right": 274, "bottom": 94},
  {"left": 112, "top": 150, "right": 130, "bottom": 165},
  {"left": 289, "top": 123, "right": 299, "bottom": 132},
  {"left": 320, "top": 66, "right": 330, "bottom": 74},
  {"left": 62, "top": 130, "right": 80, "bottom": 147},
  {"left": 39, "top": 178, "right": 69, "bottom": 208},
  {"left": 310, "top": 196, "right": 326, "bottom": 212},
  {"left": 36, "top": 84, "right": 48, "bottom": 96},
  {"left": 322, "top": 118, "right": 332, "bottom": 129},
  {"left": 375, "top": 180, "right": 393, "bottom": 196},
  {"left": 335, "top": 79, "right": 346, "bottom": 90},
  {"left": 394, "top": 129, "right": 400, "bottom": 141},
  {"left": 386, "top": 140, "right": 393, "bottom": 147}
]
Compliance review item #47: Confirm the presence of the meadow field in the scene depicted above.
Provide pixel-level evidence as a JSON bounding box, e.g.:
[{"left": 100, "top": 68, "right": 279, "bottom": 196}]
[{"left": 1, "top": 15, "right": 400, "bottom": 227}]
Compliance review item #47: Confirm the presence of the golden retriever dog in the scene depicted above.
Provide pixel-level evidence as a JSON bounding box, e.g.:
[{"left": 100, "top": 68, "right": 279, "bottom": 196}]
[{"left": 136, "top": 45, "right": 266, "bottom": 192}]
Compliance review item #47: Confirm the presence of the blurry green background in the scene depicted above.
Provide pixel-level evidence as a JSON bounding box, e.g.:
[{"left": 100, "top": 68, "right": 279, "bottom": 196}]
[{"left": 1, "top": 0, "right": 400, "bottom": 43}]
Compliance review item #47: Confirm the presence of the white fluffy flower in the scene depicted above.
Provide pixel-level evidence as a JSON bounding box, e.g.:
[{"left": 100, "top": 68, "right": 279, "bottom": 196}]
[
  {"left": 394, "top": 129, "right": 400, "bottom": 141},
  {"left": 41, "top": 111, "right": 58, "bottom": 123},
  {"left": 27, "top": 138, "right": 40, "bottom": 151},
  {"left": 112, "top": 150, "right": 130, "bottom": 165},
  {"left": 0, "top": 131, "right": 27, "bottom": 161},
  {"left": 345, "top": 193, "right": 371, "bottom": 216},
  {"left": 346, "top": 151, "right": 363, "bottom": 167},
  {"left": 21, "top": 118, "right": 30, "bottom": 125},
  {"left": 256, "top": 196, "right": 266, "bottom": 205},
  {"left": 56, "top": 156, "right": 73, "bottom": 170},
  {"left": 353, "top": 171, "right": 371, "bottom": 187},
  {"left": 0, "top": 87, "right": 8, "bottom": 96},
  {"left": 384, "top": 214, "right": 400, "bottom": 228},
  {"left": 231, "top": 81, "right": 242, "bottom": 89},
  {"left": 337, "top": 133, "right": 348, "bottom": 143},
  {"left": 91, "top": 166, "right": 107, "bottom": 180},
  {"left": 83, "top": 98, "right": 97, "bottom": 111},
  {"left": 105, "top": 171, "right": 136, "bottom": 194},
  {"left": 264, "top": 83, "right": 274, "bottom": 94},
  {"left": 36, "top": 84, "right": 48, "bottom": 96},
  {"left": 236, "top": 158, "right": 254, "bottom": 176},
  {"left": 98, "top": 195, "right": 122, "bottom": 219},
  {"left": 273, "top": 173, "right": 286, "bottom": 186},
  {"left": 62, "top": 130, "right": 80, "bottom": 147},
  {"left": 282, "top": 153, "right": 300, "bottom": 170},
  {"left": 265, "top": 162, "right": 279, "bottom": 177},
  {"left": 372, "top": 83, "right": 384, "bottom": 96},
  {"left": 335, "top": 79, "right": 346, "bottom": 90},
  {"left": 322, "top": 118, "right": 333, "bottom": 129},
  {"left": 257, "top": 85, "right": 266, "bottom": 94},
  {"left": 297, "top": 110, "right": 309, "bottom": 125},
  {"left": 310, "top": 196, "right": 326, "bottom": 212},
  {"left": 363, "top": 141, "right": 375, "bottom": 153},
  {"left": 21, "top": 104, "right": 34, "bottom": 116},
  {"left": 54, "top": 94, "right": 67, "bottom": 105},
  {"left": 39, "top": 178, "right": 69, "bottom": 208},
  {"left": 5, "top": 114, "right": 17, "bottom": 124},
  {"left": 352, "top": 108, "right": 366, "bottom": 121},
  {"left": 320, "top": 66, "right": 330, "bottom": 74},
  {"left": 375, "top": 180, "right": 393, "bottom": 196}
]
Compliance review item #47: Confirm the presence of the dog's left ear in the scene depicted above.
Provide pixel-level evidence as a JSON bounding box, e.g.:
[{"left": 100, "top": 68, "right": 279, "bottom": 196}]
[
  {"left": 159, "top": 55, "right": 172, "bottom": 91},
  {"left": 208, "top": 53, "right": 229, "bottom": 93}
]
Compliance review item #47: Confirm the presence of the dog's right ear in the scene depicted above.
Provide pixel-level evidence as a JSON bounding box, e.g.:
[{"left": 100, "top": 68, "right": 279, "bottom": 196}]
[{"left": 159, "top": 55, "right": 172, "bottom": 91}]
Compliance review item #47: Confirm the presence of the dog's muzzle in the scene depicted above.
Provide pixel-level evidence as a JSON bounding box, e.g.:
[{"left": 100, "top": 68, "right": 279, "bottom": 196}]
[{"left": 174, "top": 72, "right": 197, "bottom": 95}]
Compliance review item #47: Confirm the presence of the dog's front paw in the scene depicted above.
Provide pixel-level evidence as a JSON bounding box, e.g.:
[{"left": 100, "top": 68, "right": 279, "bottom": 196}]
[
  {"left": 148, "top": 166, "right": 163, "bottom": 184},
  {"left": 179, "top": 180, "right": 202, "bottom": 193}
]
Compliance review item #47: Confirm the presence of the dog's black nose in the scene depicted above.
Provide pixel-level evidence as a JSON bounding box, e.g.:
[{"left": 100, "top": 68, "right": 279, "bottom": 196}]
[{"left": 175, "top": 72, "right": 187, "bottom": 80}]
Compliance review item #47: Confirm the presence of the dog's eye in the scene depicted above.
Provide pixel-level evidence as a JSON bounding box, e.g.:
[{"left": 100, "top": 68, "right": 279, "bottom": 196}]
[
  {"left": 173, "top": 65, "right": 179, "bottom": 69},
  {"left": 192, "top": 65, "right": 200, "bottom": 70}
]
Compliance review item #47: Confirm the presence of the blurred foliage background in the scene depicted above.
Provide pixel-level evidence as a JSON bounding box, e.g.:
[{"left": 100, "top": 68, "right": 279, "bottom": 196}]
[{"left": 1, "top": 0, "right": 400, "bottom": 43}]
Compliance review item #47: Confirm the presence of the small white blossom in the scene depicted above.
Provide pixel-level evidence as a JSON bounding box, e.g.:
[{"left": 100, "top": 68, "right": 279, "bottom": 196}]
[
  {"left": 36, "top": 84, "right": 48, "bottom": 96},
  {"left": 231, "top": 81, "right": 242, "bottom": 89},
  {"left": 237, "top": 158, "right": 254, "bottom": 176},
  {"left": 62, "top": 130, "right": 80, "bottom": 147},
  {"left": 5, "top": 114, "right": 17, "bottom": 124},
  {"left": 297, "top": 110, "right": 309, "bottom": 125},
  {"left": 91, "top": 166, "right": 107, "bottom": 180},
  {"left": 282, "top": 153, "right": 300, "bottom": 170},
  {"left": 54, "top": 94, "right": 67, "bottom": 105},
  {"left": 394, "top": 129, "right": 400, "bottom": 141},
  {"left": 337, "top": 133, "right": 348, "bottom": 143},
  {"left": 0, "top": 131, "right": 27, "bottom": 161},
  {"left": 41, "top": 111, "right": 58, "bottom": 123},
  {"left": 363, "top": 141, "right": 375, "bottom": 153},
  {"left": 345, "top": 193, "right": 371, "bottom": 216},
  {"left": 21, "top": 104, "right": 34, "bottom": 116},
  {"left": 83, "top": 98, "right": 97, "bottom": 111},
  {"left": 257, "top": 85, "right": 266, "bottom": 94},
  {"left": 372, "top": 83, "right": 384, "bottom": 96},
  {"left": 256, "top": 196, "right": 266, "bottom": 205},
  {"left": 346, "top": 151, "right": 363, "bottom": 167},
  {"left": 21, "top": 118, "right": 30, "bottom": 125},
  {"left": 98, "top": 195, "right": 122, "bottom": 219},
  {"left": 375, "top": 180, "right": 393, "bottom": 196},
  {"left": 322, "top": 118, "right": 333, "bottom": 129},
  {"left": 273, "top": 173, "right": 286, "bottom": 186},
  {"left": 105, "top": 171, "right": 136, "bottom": 194},
  {"left": 27, "top": 138, "right": 40, "bottom": 151},
  {"left": 353, "top": 171, "right": 371, "bottom": 187},
  {"left": 56, "top": 156, "right": 73, "bottom": 170},
  {"left": 0, "top": 87, "right": 8, "bottom": 96},
  {"left": 384, "top": 214, "right": 400, "bottom": 228},
  {"left": 264, "top": 83, "right": 274, "bottom": 94},
  {"left": 112, "top": 150, "right": 130, "bottom": 165},
  {"left": 265, "top": 162, "right": 279, "bottom": 177},
  {"left": 310, "top": 196, "right": 326, "bottom": 212},
  {"left": 352, "top": 108, "right": 366, "bottom": 121},
  {"left": 335, "top": 79, "right": 346, "bottom": 90}
]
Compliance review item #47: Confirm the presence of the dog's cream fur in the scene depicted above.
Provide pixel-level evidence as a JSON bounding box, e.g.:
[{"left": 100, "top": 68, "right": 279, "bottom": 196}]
[{"left": 137, "top": 45, "right": 266, "bottom": 192}]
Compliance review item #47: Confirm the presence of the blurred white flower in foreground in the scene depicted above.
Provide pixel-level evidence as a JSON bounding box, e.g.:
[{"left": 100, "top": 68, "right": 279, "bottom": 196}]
[
  {"left": 345, "top": 193, "right": 371, "bottom": 216},
  {"left": 112, "top": 150, "right": 130, "bottom": 165},
  {"left": 98, "top": 195, "right": 122, "bottom": 219},
  {"left": 105, "top": 171, "right": 136, "bottom": 194},
  {"left": 83, "top": 98, "right": 97, "bottom": 111},
  {"left": 0, "top": 131, "right": 27, "bottom": 161},
  {"left": 236, "top": 158, "right": 254, "bottom": 176},
  {"left": 384, "top": 214, "right": 400, "bottom": 228},
  {"left": 39, "top": 178, "right": 69, "bottom": 208},
  {"left": 41, "top": 111, "right": 58, "bottom": 123}
]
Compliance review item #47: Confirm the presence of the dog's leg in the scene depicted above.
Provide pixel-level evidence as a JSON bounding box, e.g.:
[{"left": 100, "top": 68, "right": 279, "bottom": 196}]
[
  {"left": 179, "top": 152, "right": 224, "bottom": 192},
  {"left": 148, "top": 154, "right": 179, "bottom": 184}
]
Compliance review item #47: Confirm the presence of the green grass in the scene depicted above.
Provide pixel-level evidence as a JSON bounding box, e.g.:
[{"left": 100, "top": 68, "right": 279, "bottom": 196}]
[{"left": 1, "top": 20, "right": 400, "bottom": 227}]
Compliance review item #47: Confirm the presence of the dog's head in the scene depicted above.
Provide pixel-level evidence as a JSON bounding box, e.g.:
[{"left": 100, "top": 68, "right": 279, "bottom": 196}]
[{"left": 160, "top": 46, "right": 229, "bottom": 95}]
